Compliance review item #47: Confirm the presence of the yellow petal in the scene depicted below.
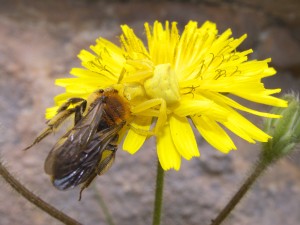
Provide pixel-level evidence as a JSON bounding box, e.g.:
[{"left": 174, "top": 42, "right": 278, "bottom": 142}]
[
  {"left": 203, "top": 91, "right": 283, "bottom": 118},
  {"left": 221, "top": 109, "right": 271, "bottom": 143},
  {"left": 92, "top": 38, "right": 124, "bottom": 59},
  {"left": 55, "top": 77, "right": 112, "bottom": 89},
  {"left": 77, "top": 49, "right": 96, "bottom": 62},
  {"left": 70, "top": 68, "right": 116, "bottom": 81},
  {"left": 173, "top": 95, "right": 228, "bottom": 121},
  {"left": 233, "top": 91, "right": 288, "bottom": 108},
  {"left": 123, "top": 117, "right": 152, "bottom": 154},
  {"left": 120, "top": 25, "right": 149, "bottom": 60},
  {"left": 173, "top": 99, "right": 213, "bottom": 116},
  {"left": 54, "top": 92, "right": 88, "bottom": 104},
  {"left": 145, "top": 21, "right": 179, "bottom": 65},
  {"left": 45, "top": 106, "right": 59, "bottom": 120},
  {"left": 157, "top": 124, "right": 181, "bottom": 170},
  {"left": 64, "top": 84, "right": 100, "bottom": 94},
  {"left": 169, "top": 115, "right": 200, "bottom": 159},
  {"left": 192, "top": 115, "right": 236, "bottom": 153}
]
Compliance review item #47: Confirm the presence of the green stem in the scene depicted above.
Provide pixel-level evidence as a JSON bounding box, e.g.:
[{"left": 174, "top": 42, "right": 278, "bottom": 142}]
[
  {"left": 93, "top": 184, "right": 115, "bottom": 225},
  {"left": 211, "top": 161, "right": 267, "bottom": 225},
  {"left": 152, "top": 161, "right": 165, "bottom": 225},
  {"left": 0, "top": 160, "right": 82, "bottom": 225}
]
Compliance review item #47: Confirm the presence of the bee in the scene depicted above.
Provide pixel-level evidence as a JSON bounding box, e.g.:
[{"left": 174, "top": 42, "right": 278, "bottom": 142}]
[{"left": 24, "top": 88, "right": 131, "bottom": 200}]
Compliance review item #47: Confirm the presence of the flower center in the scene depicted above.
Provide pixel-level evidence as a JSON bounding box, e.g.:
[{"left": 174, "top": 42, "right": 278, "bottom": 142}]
[{"left": 144, "top": 64, "right": 180, "bottom": 105}]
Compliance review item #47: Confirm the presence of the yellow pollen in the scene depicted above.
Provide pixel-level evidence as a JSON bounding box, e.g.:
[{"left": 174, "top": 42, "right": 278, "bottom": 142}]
[{"left": 144, "top": 64, "right": 180, "bottom": 105}]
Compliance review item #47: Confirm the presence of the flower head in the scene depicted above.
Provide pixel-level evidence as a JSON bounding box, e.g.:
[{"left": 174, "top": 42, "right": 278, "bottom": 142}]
[{"left": 46, "top": 21, "right": 287, "bottom": 170}]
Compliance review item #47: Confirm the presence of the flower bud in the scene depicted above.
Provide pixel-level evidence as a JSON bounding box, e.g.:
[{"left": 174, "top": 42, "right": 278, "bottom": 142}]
[{"left": 261, "top": 93, "right": 300, "bottom": 164}]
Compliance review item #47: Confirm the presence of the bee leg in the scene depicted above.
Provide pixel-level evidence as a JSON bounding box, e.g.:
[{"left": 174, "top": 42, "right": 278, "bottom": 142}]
[
  {"left": 78, "top": 173, "right": 97, "bottom": 201},
  {"left": 130, "top": 98, "right": 167, "bottom": 135},
  {"left": 24, "top": 98, "right": 87, "bottom": 150},
  {"left": 78, "top": 141, "right": 118, "bottom": 201},
  {"left": 56, "top": 98, "right": 87, "bottom": 125},
  {"left": 78, "top": 150, "right": 117, "bottom": 201},
  {"left": 56, "top": 98, "right": 86, "bottom": 114},
  {"left": 23, "top": 108, "right": 77, "bottom": 150}
]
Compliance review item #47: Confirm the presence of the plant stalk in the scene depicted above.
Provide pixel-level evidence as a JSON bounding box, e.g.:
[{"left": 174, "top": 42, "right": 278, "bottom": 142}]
[
  {"left": 152, "top": 161, "right": 165, "bottom": 225},
  {"left": 0, "top": 160, "right": 82, "bottom": 225},
  {"left": 93, "top": 184, "right": 115, "bottom": 225},
  {"left": 211, "top": 161, "right": 267, "bottom": 225}
]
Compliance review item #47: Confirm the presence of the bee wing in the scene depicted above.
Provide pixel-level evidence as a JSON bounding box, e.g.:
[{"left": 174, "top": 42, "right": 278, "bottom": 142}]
[
  {"left": 45, "top": 122, "right": 124, "bottom": 190},
  {"left": 44, "top": 99, "right": 105, "bottom": 174}
]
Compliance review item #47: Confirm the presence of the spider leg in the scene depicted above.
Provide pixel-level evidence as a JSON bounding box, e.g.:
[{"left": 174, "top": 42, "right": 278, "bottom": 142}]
[{"left": 130, "top": 98, "right": 167, "bottom": 135}]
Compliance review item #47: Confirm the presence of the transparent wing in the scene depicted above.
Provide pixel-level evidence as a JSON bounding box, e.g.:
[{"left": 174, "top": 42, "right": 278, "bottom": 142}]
[
  {"left": 51, "top": 127, "right": 120, "bottom": 190},
  {"left": 44, "top": 99, "right": 105, "bottom": 175}
]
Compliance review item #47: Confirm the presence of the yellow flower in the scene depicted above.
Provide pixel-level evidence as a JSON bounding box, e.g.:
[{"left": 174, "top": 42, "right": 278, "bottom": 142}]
[{"left": 46, "top": 21, "right": 287, "bottom": 171}]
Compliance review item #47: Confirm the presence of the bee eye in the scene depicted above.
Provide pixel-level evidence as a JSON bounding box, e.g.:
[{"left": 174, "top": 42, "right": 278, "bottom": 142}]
[{"left": 99, "top": 89, "right": 104, "bottom": 94}]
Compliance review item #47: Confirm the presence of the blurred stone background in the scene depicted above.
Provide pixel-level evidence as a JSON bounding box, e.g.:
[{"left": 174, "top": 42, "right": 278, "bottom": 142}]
[{"left": 0, "top": 0, "right": 300, "bottom": 225}]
